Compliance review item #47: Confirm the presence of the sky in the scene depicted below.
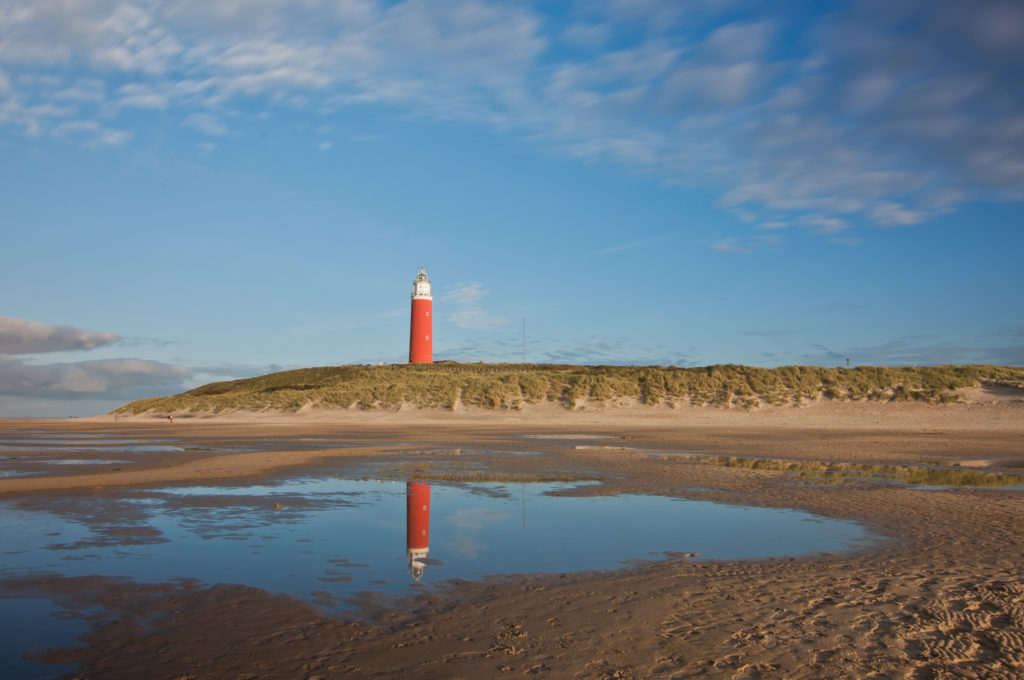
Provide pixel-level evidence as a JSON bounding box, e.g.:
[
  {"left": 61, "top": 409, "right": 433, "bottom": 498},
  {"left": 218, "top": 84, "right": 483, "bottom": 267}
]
[{"left": 1, "top": 0, "right": 1022, "bottom": 417}]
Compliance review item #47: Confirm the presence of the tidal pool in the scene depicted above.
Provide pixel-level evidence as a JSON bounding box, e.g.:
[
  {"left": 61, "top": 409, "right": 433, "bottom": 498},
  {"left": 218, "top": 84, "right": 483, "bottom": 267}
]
[
  {"left": 0, "top": 478, "right": 877, "bottom": 679},
  {"left": 0, "top": 443, "right": 185, "bottom": 453}
]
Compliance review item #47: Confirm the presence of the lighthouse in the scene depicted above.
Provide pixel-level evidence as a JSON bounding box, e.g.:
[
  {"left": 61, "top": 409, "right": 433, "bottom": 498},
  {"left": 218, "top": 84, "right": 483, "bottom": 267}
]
[
  {"left": 406, "top": 481, "right": 431, "bottom": 581},
  {"left": 409, "top": 267, "right": 433, "bottom": 363}
]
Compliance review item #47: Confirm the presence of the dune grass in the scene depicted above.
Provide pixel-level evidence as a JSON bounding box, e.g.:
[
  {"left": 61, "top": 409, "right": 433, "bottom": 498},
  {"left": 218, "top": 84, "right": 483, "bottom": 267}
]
[{"left": 113, "top": 363, "right": 1024, "bottom": 415}]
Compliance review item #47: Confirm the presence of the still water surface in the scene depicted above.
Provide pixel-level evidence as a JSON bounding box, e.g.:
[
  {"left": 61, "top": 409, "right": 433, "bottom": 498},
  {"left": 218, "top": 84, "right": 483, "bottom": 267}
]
[{"left": 0, "top": 477, "right": 876, "bottom": 679}]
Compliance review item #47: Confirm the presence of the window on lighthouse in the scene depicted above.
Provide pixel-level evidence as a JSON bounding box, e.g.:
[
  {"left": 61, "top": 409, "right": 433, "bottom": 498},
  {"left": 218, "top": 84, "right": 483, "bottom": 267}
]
[
  {"left": 425, "top": 335, "right": 430, "bottom": 340},
  {"left": 425, "top": 311, "right": 430, "bottom": 316}
]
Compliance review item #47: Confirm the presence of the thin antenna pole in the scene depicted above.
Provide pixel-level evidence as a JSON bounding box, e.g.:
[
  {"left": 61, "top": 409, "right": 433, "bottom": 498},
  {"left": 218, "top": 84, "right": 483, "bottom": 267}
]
[{"left": 522, "top": 317, "right": 526, "bottom": 363}]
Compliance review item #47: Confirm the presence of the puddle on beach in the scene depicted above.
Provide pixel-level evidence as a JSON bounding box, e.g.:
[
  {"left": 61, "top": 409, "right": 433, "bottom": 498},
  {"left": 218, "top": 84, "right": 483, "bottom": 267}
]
[
  {"left": 519, "top": 434, "right": 617, "bottom": 439},
  {"left": 0, "top": 477, "right": 876, "bottom": 678},
  {"left": 0, "top": 443, "right": 185, "bottom": 453},
  {"left": 0, "top": 431, "right": 374, "bottom": 481},
  {"left": 0, "top": 433, "right": 368, "bottom": 456},
  {"left": 1, "top": 479, "right": 876, "bottom": 586}
]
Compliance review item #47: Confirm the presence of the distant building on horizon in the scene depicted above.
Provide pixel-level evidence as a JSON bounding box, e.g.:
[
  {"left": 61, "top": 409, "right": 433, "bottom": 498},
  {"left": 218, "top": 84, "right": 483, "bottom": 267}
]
[{"left": 409, "top": 267, "right": 433, "bottom": 363}]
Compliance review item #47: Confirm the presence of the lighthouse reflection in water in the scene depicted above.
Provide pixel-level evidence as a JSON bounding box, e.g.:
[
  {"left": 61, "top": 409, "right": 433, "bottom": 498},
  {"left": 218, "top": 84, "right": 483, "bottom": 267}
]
[{"left": 406, "top": 482, "right": 432, "bottom": 581}]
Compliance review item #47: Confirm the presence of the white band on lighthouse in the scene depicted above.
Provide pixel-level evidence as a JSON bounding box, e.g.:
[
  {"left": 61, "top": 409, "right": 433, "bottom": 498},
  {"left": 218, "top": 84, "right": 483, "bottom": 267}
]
[{"left": 412, "top": 267, "right": 432, "bottom": 300}]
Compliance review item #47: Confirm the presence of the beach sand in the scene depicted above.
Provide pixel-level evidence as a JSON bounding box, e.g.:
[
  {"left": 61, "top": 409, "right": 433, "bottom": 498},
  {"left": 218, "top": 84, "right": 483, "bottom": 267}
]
[{"left": 2, "top": 394, "right": 1023, "bottom": 678}]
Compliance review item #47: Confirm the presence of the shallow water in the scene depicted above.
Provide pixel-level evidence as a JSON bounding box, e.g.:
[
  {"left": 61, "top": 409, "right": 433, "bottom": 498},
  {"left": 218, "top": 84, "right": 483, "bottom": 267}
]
[
  {"left": 34, "top": 459, "right": 132, "bottom": 466},
  {"left": 0, "top": 598, "right": 80, "bottom": 680},
  {"left": 0, "top": 438, "right": 146, "bottom": 445},
  {"left": 0, "top": 443, "right": 185, "bottom": 453},
  {"left": 913, "top": 484, "right": 1024, "bottom": 492},
  {"left": 0, "top": 477, "right": 877, "bottom": 679},
  {"left": 1, "top": 480, "right": 875, "bottom": 587},
  {"left": 0, "top": 470, "right": 36, "bottom": 478}
]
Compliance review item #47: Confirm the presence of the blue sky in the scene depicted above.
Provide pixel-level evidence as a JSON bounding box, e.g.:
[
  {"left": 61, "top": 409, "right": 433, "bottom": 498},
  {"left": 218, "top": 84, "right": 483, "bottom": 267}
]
[{"left": 1, "top": 0, "right": 1022, "bottom": 416}]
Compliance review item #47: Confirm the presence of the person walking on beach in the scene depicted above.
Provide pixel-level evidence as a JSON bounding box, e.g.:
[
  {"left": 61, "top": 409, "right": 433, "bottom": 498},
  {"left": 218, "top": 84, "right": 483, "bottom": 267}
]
[{"left": 167, "top": 415, "right": 173, "bottom": 424}]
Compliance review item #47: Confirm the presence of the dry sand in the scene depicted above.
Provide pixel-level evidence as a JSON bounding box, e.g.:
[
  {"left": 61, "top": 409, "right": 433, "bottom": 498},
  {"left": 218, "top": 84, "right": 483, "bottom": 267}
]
[{"left": 2, "top": 395, "right": 1024, "bottom": 679}]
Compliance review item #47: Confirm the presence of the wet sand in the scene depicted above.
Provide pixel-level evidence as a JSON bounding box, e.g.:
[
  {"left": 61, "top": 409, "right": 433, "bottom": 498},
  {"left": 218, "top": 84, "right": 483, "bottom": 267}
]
[{"left": 2, "top": 398, "right": 1024, "bottom": 679}]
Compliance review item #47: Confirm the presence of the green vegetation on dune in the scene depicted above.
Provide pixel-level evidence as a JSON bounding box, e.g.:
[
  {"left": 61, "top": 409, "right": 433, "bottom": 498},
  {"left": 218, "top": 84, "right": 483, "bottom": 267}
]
[{"left": 113, "top": 363, "right": 1024, "bottom": 415}]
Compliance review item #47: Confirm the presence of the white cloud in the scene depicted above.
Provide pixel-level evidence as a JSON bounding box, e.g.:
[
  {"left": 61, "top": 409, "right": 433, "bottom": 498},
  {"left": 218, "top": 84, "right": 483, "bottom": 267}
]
[
  {"left": 117, "top": 82, "right": 169, "bottom": 109},
  {"left": 844, "top": 74, "right": 897, "bottom": 112},
  {"left": 52, "top": 119, "right": 100, "bottom": 136},
  {"left": 0, "top": 356, "right": 190, "bottom": 397},
  {"left": 702, "top": 21, "right": 774, "bottom": 62},
  {"left": 801, "top": 215, "right": 851, "bottom": 235},
  {"left": 662, "top": 61, "right": 769, "bottom": 109},
  {"left": 756, "top": 233, "right": 782, "bottom": 246},
  {"left": 0, "top": 316, "right": 189, "bottom": 402},
  {"left": 376, "top": 0, "right": 546, "bottom": 84},
  {"left": 0, "top": 0, "right": 1020, "bottom": 237},
  {"left": 91, "top": 127, "right": 132, "bottom": 146},
  {"left": 183, "top": 111, "right": 228, "bottom": 135},
  {"left": 968, "top": 1, "right": 1024, "bottom": 61},
  {"left": 0, "top": 316, "right": 120, "bottom": 354},
  {"left": 710, "top": 237, "right": 748, "bottom": 254},
  {"left": 562, "top": 22, "right": 610, "bottom": 49},
  {"left": 54, "top": 79, "right": 106, "bottom": 102},
  {"left": 871, "top": 202, "right": 927, "bottom": 227},
  {"left": 444, "top": 281, "right": 508, "bottom": 330},
  {"left": 51, "top": 118, "right": 132, "bottom": 146},
  {"left": 445, "top": 281, "right": 488, "bottom": 306},
  {"left": 0, "top": 1, "right": 179, "bottom": 74}
]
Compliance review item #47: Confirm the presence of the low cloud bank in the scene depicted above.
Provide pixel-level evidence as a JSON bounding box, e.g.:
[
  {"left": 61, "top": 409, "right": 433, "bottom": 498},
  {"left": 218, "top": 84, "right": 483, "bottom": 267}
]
[
  {"left": 0, "top": 316, "right": 120, "bottom": 354},
  {"left": 0, "top": 356, "right": 191, "bottom": 399},
  {"left": 0, "top": 316, "right": 192, "bottom": 408}
]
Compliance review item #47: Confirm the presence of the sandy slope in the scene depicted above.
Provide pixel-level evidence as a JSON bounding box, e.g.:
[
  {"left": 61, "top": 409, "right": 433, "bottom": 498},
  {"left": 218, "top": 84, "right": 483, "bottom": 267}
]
[
  {"left": 2, "top": 396, "right": 1023, "bottom": 679},
  {"left": 107, "top": 385, "right": 1024, "bottom": 429}
]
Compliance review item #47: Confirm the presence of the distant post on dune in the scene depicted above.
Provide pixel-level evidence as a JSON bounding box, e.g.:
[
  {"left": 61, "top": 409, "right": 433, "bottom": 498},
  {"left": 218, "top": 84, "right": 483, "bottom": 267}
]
[{"left": 409, "top": 267, "right": 433, "bottom": 364}]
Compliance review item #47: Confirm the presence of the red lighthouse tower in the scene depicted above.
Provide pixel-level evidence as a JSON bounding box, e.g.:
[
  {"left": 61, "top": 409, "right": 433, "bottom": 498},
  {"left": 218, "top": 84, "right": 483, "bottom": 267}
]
[
  {"left": 409, "top": 267, "right": 433, "bottom": 363},
  {"left": 406, "top": 482, "right": 431, "bottom": 581}
]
